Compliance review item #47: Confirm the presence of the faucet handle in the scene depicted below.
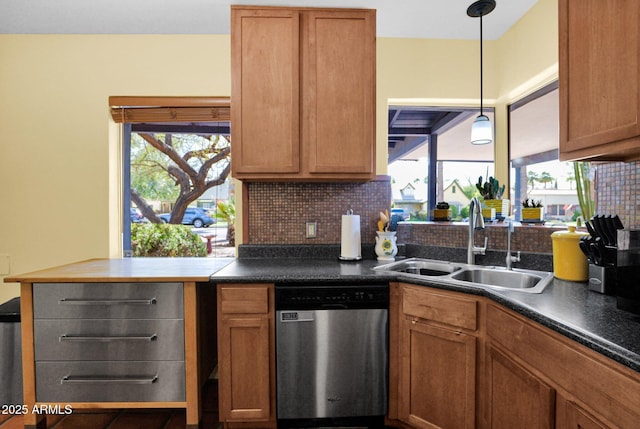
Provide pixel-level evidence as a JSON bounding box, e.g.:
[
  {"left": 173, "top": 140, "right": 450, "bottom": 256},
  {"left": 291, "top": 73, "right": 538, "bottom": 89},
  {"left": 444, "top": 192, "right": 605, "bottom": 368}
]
[
  {"left": 475, "top": 237, "right": 488, "bottom": 255},
  {"left": 512, "top": 251, "right": 521, "bottom": 263}
]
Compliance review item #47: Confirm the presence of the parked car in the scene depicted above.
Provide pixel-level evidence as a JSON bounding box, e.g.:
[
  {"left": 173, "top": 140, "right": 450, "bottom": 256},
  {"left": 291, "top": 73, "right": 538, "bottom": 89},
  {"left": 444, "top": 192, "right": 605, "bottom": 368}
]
[
  {"left": 130, "top": 207, "right": 146, "bottom": 223},
  {"left": 391, "top": 208, "right": 410, "bottom": 221},
  {"left": 158, "top": 207, "right": 215, "bottom": 228}
]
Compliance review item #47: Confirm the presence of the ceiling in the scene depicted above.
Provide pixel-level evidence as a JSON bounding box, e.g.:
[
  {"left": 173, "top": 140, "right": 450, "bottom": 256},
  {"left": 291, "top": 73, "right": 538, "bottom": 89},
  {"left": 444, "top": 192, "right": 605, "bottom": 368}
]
[
  {"left": 2, "top": 0, "right": 545, "bottom": 165},
  {"left": 0, "top": 0, "right": 538, "bottom": 39}
]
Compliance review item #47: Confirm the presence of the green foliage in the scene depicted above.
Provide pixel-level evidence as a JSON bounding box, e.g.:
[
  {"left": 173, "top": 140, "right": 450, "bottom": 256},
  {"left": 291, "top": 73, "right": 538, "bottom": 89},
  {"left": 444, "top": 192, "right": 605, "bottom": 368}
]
[
  {"left": 476, "top": 176, "right": 505, "bottom": 200},
  {"left": 131, "top": 223, "right": 207, "bottom": 257},
  {"left": 214, "top": 198, "right": 236, "bottom": 247},
  {"left": 573, "top": 162, "right": 594, "bottom": 221}
]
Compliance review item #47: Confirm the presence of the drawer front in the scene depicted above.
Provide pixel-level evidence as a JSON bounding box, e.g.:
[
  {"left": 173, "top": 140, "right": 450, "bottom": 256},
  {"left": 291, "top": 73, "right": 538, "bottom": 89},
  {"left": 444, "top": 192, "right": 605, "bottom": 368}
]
[
  {"left": 220, "top": 286, "right": 270, "bottom": 314},
  {"left": 33, "top": 283, "right": 183, "bottom": 319},
  {"left": 36, "top": 361, "right": 185, "bottom": 403},
  {"left": 34, "top": 319, "right": 184, "bottom": 361},
  {"left": 402, "top": 285, "right": 477, "bottom": 331}
]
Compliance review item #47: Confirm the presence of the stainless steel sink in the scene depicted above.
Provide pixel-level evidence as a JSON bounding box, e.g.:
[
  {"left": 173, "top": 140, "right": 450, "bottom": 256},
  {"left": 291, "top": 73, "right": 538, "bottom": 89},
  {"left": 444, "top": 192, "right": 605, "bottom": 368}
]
[
  {"left": 376, "top": 259, "right": 462, "bottom": 276},
  {"left": 449, "top": 267, "right": 552, "bottom": 293},
  {"left": 374, "top": 258, "right": 553, "bottom": 294}
]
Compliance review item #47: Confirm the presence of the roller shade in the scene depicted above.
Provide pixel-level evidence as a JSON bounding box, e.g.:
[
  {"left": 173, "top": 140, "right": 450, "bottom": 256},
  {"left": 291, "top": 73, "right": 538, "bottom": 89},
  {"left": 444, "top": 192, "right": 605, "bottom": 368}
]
[{"left": 109, "top": 96, "right": 230, "bottom": 123}]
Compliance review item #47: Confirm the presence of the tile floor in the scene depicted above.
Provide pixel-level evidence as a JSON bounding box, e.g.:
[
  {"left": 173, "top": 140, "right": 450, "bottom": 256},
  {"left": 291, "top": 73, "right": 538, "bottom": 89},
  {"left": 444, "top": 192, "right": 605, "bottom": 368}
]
[{"left": 0, "top": 380, "right": 220, "bottom": 429}]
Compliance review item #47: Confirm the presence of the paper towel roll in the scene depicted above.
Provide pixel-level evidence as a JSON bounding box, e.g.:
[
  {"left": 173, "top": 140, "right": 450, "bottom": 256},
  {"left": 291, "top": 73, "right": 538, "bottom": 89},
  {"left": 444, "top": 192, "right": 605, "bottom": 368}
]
[{"left": 340, "top": 214, "right": 362, "bottom": 260}]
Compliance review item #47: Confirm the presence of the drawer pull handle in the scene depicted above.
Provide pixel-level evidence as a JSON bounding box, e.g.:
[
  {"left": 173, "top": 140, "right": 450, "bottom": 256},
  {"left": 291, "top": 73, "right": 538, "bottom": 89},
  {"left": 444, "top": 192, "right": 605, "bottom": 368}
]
[
  {"left": 61, "top": 375, "right": 158, "bottom": 385},
  {"left": 59, "top": 334, "right": 158, "bottom": 342},
  {"left": 58, "top": 298, "right": 157, "bottom": 306}
]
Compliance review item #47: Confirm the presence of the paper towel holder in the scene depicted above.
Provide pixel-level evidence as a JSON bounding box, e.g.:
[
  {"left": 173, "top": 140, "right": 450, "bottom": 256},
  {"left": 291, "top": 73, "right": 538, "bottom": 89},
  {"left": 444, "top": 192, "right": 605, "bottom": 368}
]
[{"left": 339, "top": 209, "right": 363, "bottom": 261}]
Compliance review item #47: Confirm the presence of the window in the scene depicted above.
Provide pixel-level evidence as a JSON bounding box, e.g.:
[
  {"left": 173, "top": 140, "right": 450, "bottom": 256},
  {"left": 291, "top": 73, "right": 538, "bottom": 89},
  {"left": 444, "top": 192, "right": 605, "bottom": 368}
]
[
  {"left": 388, "top": 105, "right": 494, "bottom": 220},
  {"left": 110, "top": 97, "right": 233, "bottom": 257},
  {"left": 509, "top": 83, "right": 579, "bottom": 223}
]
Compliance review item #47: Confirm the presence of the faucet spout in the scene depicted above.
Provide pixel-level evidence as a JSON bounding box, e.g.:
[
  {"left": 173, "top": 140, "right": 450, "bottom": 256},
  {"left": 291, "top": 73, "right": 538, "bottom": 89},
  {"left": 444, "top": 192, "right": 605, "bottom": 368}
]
[{"left": 467, "top": 197, "right": 487, "bottom": 264}]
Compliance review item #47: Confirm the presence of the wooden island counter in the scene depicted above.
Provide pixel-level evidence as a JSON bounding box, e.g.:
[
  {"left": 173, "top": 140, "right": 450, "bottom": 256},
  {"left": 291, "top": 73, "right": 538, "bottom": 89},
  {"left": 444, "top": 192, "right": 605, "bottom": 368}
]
[{"left": 5, "top": 257, "right": 231, "bottom": 429}]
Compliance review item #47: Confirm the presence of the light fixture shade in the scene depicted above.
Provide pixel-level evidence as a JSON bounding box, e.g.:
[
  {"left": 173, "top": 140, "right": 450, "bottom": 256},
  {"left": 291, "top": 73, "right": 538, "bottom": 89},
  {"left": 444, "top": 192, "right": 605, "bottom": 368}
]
[{"left": 470, "top": 114, "right": 493, "bottom": 145}]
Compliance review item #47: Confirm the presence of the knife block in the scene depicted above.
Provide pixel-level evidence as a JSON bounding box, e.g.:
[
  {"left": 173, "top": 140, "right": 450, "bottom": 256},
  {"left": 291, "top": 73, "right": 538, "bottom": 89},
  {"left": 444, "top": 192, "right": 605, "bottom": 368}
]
[{"left": 588, "top": 264, "right": 616, "bottom": 295}]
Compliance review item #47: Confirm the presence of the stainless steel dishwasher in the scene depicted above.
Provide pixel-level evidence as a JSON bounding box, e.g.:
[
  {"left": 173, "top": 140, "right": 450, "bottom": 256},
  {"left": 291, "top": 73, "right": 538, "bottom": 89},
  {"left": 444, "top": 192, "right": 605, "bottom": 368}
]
[{"left": 275, "top": 283, "right": 388, "bottom": 428}]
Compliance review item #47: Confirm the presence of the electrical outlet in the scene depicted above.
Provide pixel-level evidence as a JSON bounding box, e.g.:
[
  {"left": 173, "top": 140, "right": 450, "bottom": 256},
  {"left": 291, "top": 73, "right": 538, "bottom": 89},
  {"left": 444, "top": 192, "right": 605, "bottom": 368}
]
[{"left": 306, "top": 222, "right": 317, "bottom": 239}]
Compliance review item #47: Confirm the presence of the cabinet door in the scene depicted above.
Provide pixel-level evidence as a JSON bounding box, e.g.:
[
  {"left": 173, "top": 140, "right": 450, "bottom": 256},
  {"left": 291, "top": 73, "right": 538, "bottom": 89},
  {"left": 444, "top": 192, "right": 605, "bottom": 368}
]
[
  {"left": 218, "top": 316, "right": 271, "bottom": 422},
  {"left": 302, "top": 10, "right": 375, "bottom": 176},
  {"left": 486, "top": 345, "right": 554, "bottom": 429},
  {"left": 217, "top": 284, "right": 275, "bottom": 424},
  {"left": 399, "top": 317, "right": 476, "bottom": 429},
  {"left": 556, "top": 395, "right": 610, "bottom": 429},
  {"left": 231, "top": 8, "right": 300, "bottom": 175},
  {"left": 559, "top": 0, "right": 640, "bottom": 161}
]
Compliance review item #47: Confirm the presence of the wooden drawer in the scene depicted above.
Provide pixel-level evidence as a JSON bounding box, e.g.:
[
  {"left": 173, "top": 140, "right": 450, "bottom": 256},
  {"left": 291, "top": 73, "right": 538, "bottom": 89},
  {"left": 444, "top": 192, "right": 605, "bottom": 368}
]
[
  {"left": 33, "top": 282, "right": 183, "bottom": 319},
  {"left": 35, "top": 360, "right": 185, "bottom": 403},
  {"left": 220, "top": 285, "right": 270, "bottom": 314},
  {"left": 402, "top": 285, "right": 477, "bottom": 331},
  {"left": 34, "top": 319, "right": 184, "bottom": 361}
]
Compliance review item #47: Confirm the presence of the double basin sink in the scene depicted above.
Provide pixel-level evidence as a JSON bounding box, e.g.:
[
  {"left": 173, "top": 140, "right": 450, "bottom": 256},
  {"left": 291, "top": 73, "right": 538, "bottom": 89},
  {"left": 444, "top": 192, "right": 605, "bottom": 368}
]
[{"left": 374, "top": 258, "right": 554, "bottom": 294}]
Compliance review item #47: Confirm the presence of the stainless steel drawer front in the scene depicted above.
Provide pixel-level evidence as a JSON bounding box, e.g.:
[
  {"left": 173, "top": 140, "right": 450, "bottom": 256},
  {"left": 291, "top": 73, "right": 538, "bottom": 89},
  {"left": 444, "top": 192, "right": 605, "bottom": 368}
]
[
  {"left": 34, "top": 319, "right": 185, "bottom": 361},
  {"left": 33, "top": 283, "right": 183, "bottom": 319},
  {"left": 36, "top": 361, "right": 185, "bottom": 402}
]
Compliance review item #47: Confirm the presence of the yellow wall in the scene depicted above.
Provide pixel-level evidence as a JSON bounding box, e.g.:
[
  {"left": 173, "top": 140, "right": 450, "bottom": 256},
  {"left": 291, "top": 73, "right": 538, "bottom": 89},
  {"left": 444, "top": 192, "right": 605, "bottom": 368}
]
[
  {"left": 0, "top": 1, "right": 557, "bottom": 302},
  {"left": 0, "top": 35, "right": 231, "bottom": 302}
]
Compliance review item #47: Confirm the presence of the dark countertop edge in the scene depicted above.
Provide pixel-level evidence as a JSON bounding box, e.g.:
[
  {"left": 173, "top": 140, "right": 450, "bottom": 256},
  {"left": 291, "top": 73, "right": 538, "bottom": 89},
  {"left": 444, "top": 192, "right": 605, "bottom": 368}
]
[
  {"left": 399, "top": 275, "right": 640, "bottom": 372},
  {"left": 211, "top": 259, "right": 640, "bottom": 373}
]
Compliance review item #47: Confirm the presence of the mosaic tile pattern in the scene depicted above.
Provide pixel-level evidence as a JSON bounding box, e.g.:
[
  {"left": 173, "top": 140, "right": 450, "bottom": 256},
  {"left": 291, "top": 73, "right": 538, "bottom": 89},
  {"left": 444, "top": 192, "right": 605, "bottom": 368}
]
[
  {"left": 245, "top": 178, "right": 392, "bottom": 244},
  {"left": 595, "top": 161, "right": 640, "bottom": 228},
  {"left": 398, "top": 222, "right": 563, "bottom": 254}
]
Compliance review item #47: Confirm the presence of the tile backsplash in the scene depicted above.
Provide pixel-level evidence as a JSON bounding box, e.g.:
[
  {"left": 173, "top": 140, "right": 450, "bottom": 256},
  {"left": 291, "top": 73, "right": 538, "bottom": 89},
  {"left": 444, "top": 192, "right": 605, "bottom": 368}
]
[
  {"left": 245, "top": 177, "right": 392, "bottom": 244},
  {"left": 244, "top": 161, "right": 640, "bottom": 247},
  {"left": 595, "top": 161, "right": 640, "bottom": 228}
]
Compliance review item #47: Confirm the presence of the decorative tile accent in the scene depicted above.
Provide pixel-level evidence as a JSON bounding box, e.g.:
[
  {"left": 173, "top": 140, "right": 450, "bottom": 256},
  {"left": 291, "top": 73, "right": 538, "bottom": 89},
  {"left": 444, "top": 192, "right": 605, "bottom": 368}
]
[{"left": 245, "top": 177, "right": 392, "bottom": 244}]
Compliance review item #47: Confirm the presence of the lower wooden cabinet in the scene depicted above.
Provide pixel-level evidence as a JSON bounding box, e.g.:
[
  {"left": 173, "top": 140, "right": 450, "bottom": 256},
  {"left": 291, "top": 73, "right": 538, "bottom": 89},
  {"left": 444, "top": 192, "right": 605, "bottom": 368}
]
[
  {"left": 485, "top": 302, "right": 640, "bottom": 429},
  {"left": 389, "top": 283, "right": 640, "bottom": 429},
  {"left": 485, "top": 345, "right": 554, "bottom": 429},
  {"left": 394, "top": 284, "right": 479, "bottom": 429},
  {"left": 400, "top": 318, "right": 476, "bottom": 429},
  {"left": 217, "top": 284, "right": 276, "bottom": 428},
  {"left": 556, "top": 395, "right": 610, "bottom": 429}
]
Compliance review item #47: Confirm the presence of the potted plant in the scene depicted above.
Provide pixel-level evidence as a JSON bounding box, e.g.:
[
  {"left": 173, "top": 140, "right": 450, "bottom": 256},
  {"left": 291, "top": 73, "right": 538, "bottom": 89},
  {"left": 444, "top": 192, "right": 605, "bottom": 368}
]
[
  {"left": 522, "top": 199, "right": 544, "bottom": 222},
  {"left": 433, "top": 201, "right": 452, "bottom": 221},
  {"left": 476, "top": 176, "right": 509, "bottom": 219}
]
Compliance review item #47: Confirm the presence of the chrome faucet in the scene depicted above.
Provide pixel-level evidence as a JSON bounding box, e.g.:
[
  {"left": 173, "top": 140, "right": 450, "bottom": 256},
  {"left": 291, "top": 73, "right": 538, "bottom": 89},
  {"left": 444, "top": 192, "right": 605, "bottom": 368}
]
[
  {"left": 467, "top": 197, "right": 488, "bottom": 264},
  {"left": 506, "top": 220, "right": 521, "bottom": 270}
]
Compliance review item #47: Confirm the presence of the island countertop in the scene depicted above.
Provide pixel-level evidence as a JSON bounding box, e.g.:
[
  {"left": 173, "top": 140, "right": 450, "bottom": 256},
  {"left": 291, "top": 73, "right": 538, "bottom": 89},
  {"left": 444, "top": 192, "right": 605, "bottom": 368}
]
[{"left": 4, "top": 257, "right": 235, "bottom": 283}]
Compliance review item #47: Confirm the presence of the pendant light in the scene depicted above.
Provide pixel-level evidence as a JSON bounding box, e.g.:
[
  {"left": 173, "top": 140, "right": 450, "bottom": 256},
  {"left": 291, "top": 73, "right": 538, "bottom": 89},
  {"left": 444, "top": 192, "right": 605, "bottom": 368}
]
[{"left": 467, "top": 0, "right": 496, "bottom": 145}]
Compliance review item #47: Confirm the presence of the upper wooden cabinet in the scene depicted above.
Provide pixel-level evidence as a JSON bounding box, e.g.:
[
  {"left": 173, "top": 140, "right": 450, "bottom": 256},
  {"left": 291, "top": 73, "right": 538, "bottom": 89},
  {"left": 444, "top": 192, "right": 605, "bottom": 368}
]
[
  {"left": 559, "top": 0, "right": 640, "bottom": 161},
  {"left": 231, "top": 6, "right": 376, "bottom": 180}
]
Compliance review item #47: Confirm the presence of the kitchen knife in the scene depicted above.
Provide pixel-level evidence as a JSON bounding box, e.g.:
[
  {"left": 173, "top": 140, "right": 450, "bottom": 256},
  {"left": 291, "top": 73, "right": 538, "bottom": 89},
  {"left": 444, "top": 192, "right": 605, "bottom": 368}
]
[
  {"left": 593, "top": 215, "right": 611, "bottom": 246},
  {"left": 590, "top": 238, "right": 603, "bottom": 266},
  {"left": 579, "top": 238, "right": 593, "bottom": 263},
  {"left": 612, "top": 214, "right": 624, "bottom": 230},
  {"left": 604, "top": 215, "right": 619, "bottom": 247},
  {"left": 611, "top": 214, "right": 625, "bottom": 246},
  {"left": 585, "top": 221, "right": 596, "bottom": 238}
]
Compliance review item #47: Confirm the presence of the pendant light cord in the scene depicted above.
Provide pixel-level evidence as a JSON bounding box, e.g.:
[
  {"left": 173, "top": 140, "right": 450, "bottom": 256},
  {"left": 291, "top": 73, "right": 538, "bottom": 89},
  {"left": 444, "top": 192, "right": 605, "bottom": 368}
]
[{"left": 479, "top": 13, "right": 483, "bottom": 117}]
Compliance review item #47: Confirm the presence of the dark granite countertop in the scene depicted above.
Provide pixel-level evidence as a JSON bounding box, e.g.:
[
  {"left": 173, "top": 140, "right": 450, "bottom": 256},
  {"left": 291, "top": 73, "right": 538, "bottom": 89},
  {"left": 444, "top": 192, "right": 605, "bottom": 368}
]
[{"left": 211, "top": 257, "right": 640, "bottom": 373}]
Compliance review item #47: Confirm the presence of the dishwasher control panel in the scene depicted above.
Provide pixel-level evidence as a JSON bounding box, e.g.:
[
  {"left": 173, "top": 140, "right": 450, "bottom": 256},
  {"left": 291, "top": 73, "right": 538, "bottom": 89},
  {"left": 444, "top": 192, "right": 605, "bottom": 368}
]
[{"left": 275, "top": 283, "right": 389, "bottom": 310}]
